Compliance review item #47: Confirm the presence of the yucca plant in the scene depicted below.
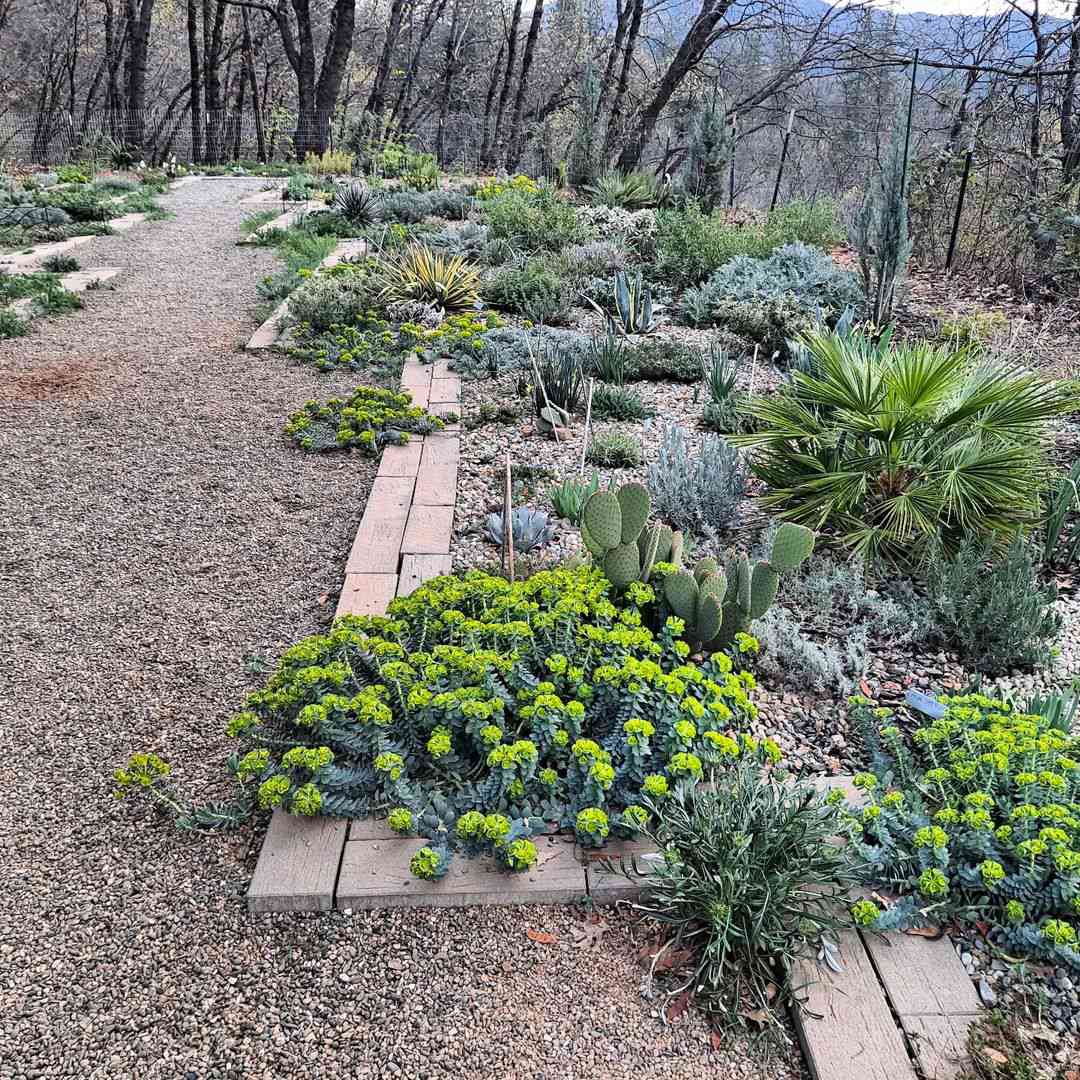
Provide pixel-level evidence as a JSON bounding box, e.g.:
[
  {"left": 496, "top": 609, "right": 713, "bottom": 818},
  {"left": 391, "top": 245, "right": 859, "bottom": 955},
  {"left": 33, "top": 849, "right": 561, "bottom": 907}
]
[
  {"left": 332, "top": 182, "right": 380, "bottom": 225},
  {"left": 585, "top": 169, "right": 668, "bottom": 210},
  {"left": 700, "top": 345, "right": 745, "bottom": 434},
  {"left": 731, "top": 329, "right": 1077, "bottom": 562},
  {"left": 376, "top": 244, "right": 481, "bottom": 314}
]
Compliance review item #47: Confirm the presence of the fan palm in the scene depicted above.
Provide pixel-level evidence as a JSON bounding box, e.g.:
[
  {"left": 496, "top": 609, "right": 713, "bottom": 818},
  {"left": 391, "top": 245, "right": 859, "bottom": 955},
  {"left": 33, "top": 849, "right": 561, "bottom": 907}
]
[{"left": 731, "top": 329, "right": 1077, "bottom": 561}]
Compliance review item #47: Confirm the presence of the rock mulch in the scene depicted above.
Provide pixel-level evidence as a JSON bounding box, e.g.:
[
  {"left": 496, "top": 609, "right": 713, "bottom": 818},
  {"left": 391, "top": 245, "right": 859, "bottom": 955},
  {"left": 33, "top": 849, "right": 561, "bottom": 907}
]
[
  {"left": 956, "top": 936, "right": 1080, "bottom": 1041},
  {"left": 0, "top": 179, "right": 801, "bottom": 1079}
]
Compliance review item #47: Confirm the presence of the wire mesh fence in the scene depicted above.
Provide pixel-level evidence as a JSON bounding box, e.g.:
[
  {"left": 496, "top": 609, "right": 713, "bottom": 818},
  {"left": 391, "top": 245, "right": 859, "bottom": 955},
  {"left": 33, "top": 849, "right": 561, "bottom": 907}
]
[{"left": 0, "top": 106, "right": 553, "bottom": 174}]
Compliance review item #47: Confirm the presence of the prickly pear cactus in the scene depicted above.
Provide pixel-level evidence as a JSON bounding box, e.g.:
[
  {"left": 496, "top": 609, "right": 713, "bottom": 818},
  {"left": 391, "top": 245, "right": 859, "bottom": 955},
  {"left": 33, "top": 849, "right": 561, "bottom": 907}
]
[
  {"left": 704, "top": 524, "right": 816, "bottom": 651},
  {"left": 580, "top": 481, "right": 693, "bottom": 591},
  {"left": 770, "top": 523, "right": 815, "bottom": 573},
  {"left": 662, "top": 564, "right": 728, "bottom": 649}
]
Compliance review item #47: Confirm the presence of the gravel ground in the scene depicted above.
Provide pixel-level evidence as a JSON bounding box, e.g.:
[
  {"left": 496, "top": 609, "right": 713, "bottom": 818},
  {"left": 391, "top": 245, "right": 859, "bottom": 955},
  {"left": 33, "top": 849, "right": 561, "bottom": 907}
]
[{"left": 0, "top": 179, "right": 801, "bottom": 1080}]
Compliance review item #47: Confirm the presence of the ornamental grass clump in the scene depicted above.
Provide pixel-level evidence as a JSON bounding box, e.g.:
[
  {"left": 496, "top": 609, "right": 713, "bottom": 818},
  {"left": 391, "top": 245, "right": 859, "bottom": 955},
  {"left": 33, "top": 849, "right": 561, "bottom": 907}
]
[
  {"left": 284, "top": 385, "right": 445, "bottom": 453},
  {"left": 619, "top": 745, "right": 865, "bottom": 1025},
  {"left": 845, "top": 694, "right": 1080, "bottom": 971},
  {"left": 214, "top": 565, "right": 762, "bottom": 879}
]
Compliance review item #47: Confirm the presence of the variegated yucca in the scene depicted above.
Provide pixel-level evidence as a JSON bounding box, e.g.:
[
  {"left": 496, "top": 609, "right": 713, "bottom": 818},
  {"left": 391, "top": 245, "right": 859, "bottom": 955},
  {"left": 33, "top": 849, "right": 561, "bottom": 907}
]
[{"left": 376, "top": 243, "right": 480, "bottom": 314}]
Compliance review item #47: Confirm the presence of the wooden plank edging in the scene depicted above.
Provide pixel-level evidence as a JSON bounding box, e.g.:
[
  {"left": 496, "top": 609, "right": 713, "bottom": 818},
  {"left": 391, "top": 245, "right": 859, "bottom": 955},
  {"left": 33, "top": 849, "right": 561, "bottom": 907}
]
[{"left": 246, "top": 353, "right": 459, "bottom": 913}]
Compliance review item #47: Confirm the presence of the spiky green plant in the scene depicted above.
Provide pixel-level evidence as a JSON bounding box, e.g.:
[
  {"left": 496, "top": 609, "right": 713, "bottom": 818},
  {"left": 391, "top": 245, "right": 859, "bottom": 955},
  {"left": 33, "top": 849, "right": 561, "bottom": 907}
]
[
  {"left": 332, "top": 182, "right": 381, "bottom": 225},
  {"left": 622, "top": 751, "right": 865, "bottom": 1025},
  {"left": 584, "top": 169, "right": 668, "bottom": 210},
  {"left": 548, "top": 472, "right": 600, "bottom": 525},
  {"left": 601, "top": 270, "right": 655, "bottom": 335},
  {"left": 732, "top": 329, "right": 1077, "bottom": 562},
  {"left": 376, "top": 244, "right": 481, "bottom": 313}
]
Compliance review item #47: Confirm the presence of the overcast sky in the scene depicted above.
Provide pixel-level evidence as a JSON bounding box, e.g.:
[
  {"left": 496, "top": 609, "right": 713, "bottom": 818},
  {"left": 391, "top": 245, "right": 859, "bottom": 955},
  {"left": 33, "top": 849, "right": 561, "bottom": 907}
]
[
  {"left": 870, "top": 0, "right": 1073, "bottom": 15},
  {"left": 872, "top": 0, "right": 1075, "bottom": 13}
]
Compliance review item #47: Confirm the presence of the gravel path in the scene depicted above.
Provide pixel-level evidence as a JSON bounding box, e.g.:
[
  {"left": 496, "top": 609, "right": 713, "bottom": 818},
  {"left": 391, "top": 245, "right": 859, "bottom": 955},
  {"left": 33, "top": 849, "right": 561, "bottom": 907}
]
[{"left": 0, "top": 180, "right": 800, "bottom": 1079}]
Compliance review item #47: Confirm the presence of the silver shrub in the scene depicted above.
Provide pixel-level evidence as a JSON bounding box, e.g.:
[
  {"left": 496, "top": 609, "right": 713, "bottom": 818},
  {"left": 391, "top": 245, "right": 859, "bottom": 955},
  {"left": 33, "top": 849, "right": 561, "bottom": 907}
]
[{"left": 646, "top": 423, "right": 746, "bottom": 538}]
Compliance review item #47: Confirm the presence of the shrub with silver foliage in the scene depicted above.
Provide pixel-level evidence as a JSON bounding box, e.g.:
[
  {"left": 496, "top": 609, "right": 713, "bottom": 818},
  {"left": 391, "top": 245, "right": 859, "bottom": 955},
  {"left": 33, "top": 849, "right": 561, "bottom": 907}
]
[
  {"left": 647, "top": 423, "right": 746, "bottom": 538},
  {"left": 751, "top": 543, "right": 919, "bottom": 692}
]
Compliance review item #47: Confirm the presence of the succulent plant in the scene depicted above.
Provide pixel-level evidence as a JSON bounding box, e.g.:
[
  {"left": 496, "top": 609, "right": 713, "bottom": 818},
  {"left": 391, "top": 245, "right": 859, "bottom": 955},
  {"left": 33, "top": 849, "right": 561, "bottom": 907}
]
[
  {"left": 663, "top": 523, "right": 815, "bottom": 651},
  {"left": 484, "top": 506, "right": 556, "bottom": 553},
  {"left": 332, "top": 182, "right": 380, "bottom": 225},
  {"left": 579, "top": 482, "right": 683, "bottom": 588},
  {"left": 611, "top": 270, "right": 656, "bottom": 335}
]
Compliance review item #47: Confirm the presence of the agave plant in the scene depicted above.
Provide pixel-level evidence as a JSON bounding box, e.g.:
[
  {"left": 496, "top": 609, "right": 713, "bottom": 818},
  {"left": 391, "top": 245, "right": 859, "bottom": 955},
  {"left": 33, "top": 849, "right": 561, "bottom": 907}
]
[
  {"left": 590, "top": 270, "right": 657, "bottom": 336},
  {"left": 731, "top": 329, "right": 1078, "bottom": 561},
  {"left": 332, "top": 182, "right": 381, "bottom": 225},
  {"left": 584, "top": 169, "right": 668, "bottom": 210},
  {"left": 484, "top": 507, "right": 555, "bottom": 552},
  {"left": 376, "top": 244, "right": 481, "bottom": 314}
]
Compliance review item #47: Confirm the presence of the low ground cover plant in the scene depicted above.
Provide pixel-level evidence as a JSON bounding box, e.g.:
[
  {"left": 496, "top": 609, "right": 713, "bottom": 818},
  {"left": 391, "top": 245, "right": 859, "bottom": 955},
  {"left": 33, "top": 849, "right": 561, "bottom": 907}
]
[
  {"left": 847, "top": 693, "right": 1080, "bottom": 972},
  {"left": 284, "top": 385, "right": 445, "bottom": 452},
  {"left": 119, "top": 566, "right": 768, "bottom": 879}
]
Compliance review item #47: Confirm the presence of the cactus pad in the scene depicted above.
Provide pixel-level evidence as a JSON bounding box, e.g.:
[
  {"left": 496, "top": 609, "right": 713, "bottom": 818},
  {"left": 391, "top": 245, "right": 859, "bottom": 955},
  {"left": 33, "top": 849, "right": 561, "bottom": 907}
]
[
  {"left": 663, "top": 570, "right": 699, "bottom": 623},
  {"left": 715, "top": 602, "right": 750, "bottom": 649},
  {"left": 734, "top": 554, "right": 751, "bottom": 611},
  {"left": 604, "top": 543, "right": 642, "bottom": 588},
  {"left": 580, "top": 521, "right": 605, "bottom": 559},
  {"left": 694, "top": 557, "right": 719, "bottom": 584},
  {"left": 638, "top": 525, "right": 661, "bottom": 582},
  {"left": 697, "top": 594, "right": 722, "bottom": 644},
  {"left": 615, "top": 482, "right": 650, "bottom": 544},
  {"left": 699, "top": 571, "right": 727, "bottom": 604},
  {"left": 669, "top": 531, "right": 684, "bottom": 567},
  {"left": 770, "top": 522, "right": 815, "bottom": 573},
  {"left": 582, "top": 491, "right": 622, "bottom": 551},
  {"left": 749, "top": 563, "right": 780, "bottom": 619},
  {"left": 650, "top": 524, "right": 675, "bottom": 563}
]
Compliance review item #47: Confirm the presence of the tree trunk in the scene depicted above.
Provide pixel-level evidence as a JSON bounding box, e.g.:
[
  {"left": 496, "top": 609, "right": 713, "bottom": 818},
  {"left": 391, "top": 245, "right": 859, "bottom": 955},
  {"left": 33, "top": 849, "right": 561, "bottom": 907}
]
[
  {"left": 486, "top": 0, "right": 522, "bottom": 165},
  {"left": 123, "top": 0, "right": 155, "bottom": 146},
  {"left": 505, "top": 0, "right": 544, "bottom": 169},
  {"left": 1062, "top": 0, "right": 1080, "bottom": 187},
  {"left": 242, "top": 7, "right": 266, "bottom": 162},
  {"left": 602, "top": 0, "right": 643, "bottom": 161},
  {"left": 186, "top": 0, "right": 203, "bottom": 162},
  {"left": 616, "top": 0, "right": 732, "bottom": 171},
  {"left": 479, "top": 39, "right": 506, "bottom": 165},
  {"left": 311, "top": 0, "right": 355, "bottom": 155},
  {"left": 366, "top": 0, "right": 408, "bottom": 116}
]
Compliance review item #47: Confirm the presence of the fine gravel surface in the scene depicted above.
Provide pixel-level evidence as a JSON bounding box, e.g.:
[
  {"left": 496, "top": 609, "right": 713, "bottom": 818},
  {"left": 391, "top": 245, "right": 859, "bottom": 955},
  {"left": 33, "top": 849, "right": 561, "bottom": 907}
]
[{"left": 0, "top": 179, "right": 802, "bottom": 1080}]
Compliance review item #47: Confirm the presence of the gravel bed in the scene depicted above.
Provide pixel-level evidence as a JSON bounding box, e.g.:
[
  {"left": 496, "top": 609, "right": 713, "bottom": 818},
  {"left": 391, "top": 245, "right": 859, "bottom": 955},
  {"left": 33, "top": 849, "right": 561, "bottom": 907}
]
[
  {"left": 451, "top": 340, "right": 777, "bottom": 574},
  {"left": 0, "top": 180, "right": 801, "bottom": 1079},
  {"left": 955, "top": 935, "right": 1080, "bottom": 1043}
]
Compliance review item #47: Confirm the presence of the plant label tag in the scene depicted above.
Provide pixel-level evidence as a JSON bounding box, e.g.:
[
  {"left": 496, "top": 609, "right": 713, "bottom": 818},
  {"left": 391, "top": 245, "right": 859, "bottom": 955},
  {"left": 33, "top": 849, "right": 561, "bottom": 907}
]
[{"left": 905, "top": 689, "right": 947, "bottom": 718}]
